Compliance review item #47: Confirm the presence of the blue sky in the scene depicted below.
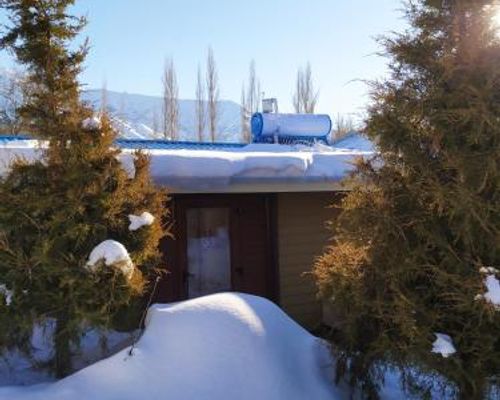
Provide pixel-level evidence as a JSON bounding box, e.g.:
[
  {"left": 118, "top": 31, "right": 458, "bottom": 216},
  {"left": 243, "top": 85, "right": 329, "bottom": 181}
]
[{"left": 2, "top": 0, "right": 408, "bottom": 118}]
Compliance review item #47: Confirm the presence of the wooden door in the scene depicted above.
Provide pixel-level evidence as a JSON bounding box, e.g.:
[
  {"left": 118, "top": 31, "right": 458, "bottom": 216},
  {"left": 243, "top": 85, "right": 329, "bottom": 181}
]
[{"left": 157, "top": 194, "right": 278, "bottom": 303}]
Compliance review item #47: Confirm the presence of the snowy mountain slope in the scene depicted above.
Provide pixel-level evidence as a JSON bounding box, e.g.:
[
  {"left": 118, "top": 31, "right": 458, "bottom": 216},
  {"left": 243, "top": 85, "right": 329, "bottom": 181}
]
[{"left": 82, "top": 90, "right": 243, "bottom": 142}]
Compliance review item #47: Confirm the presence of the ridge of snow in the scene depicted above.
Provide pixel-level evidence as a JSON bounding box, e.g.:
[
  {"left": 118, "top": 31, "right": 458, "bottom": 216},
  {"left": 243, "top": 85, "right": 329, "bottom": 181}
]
[
  {"left": 0, "top": 139, "right": 374, "bottom": 191},
  {"left": 86, "top": 240, "right": 134, "bottom": 279},
  {"left": 431, "top": 333, "right": 456, "bottom": 358},
  {"left": 128, "top": 212, "right": 155, "bottom": 231},
  {"left": 0, "top": 293, "right": 339, "bottom": 400},
  {"left": 120, "top": 144, "right": 372, "bottom": 188}
]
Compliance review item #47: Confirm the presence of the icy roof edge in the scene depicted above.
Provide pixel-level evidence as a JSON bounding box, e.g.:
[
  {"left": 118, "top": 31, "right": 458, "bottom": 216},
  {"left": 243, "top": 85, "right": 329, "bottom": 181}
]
[{"left": 0, "top": 136, "right": 375, "bottom": 193}]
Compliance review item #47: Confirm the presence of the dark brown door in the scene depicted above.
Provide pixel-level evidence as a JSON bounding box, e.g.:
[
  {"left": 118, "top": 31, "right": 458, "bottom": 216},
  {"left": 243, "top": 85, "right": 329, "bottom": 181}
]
[{"left": 158, "top": 194, "right": 278, "bottom": 303}]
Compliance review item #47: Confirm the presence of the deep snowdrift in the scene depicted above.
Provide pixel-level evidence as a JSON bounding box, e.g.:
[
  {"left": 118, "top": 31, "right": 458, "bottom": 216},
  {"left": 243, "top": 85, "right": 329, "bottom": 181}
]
[{"left": 0, "top": 293, "right": 340, "bottom": 400}]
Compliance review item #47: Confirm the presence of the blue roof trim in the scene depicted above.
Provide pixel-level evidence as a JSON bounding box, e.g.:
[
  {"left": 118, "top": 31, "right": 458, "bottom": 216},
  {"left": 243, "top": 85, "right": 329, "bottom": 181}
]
[
  {"left": 0, "top": 135, "right": 248, "bottom": 150},
  {"left": 0, "top": 135, "right": 334, "bottom": 149},
  {"left": 116, "top": 139, "right": 246, "bottom": 150},
  {"left": 0, "top": 135, "right": 31, "bottom": 141}
]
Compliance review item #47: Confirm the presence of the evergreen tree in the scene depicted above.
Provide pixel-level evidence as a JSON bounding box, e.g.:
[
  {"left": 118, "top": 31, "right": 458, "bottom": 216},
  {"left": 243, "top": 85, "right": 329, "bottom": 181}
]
[
  {"left": 0, "top": 0, "right": 167, "bottom": 377},
  {"left": 314, "top": 1, "right": 500, "bottom": 398}
]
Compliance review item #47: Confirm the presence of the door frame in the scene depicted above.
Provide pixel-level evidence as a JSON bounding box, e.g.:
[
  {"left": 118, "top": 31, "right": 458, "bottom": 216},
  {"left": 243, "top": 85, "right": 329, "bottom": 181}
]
[{"left": 158, "top": 193, "right": 279, "bottom": 303}]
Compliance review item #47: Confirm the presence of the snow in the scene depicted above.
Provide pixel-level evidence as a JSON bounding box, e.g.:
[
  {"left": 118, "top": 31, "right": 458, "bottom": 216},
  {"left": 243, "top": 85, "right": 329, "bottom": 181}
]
[
  {"left": 0, "top": 293, "right": 340, "bottom": 400},
  {"left": 479, "top": 266, "right": 499, "bottom": 275},
  {"left": 128, "top": 212, "right": 155, "bottom": 231},
  {"left": 81, "top": 89, "right": 243, "bottom": 141},
  {"left": 86, "top": 240, "right": 134, "bottom": 279},
  {"left": 0, "top": 138, "right": 373, "bottom": 192},
  {"left": 0, "top": 321, "right": 135, "bottom": 387},
  {"left": 120, "top": 142, "right": 372, "bottom": 191},
  {"left": 0, "top": 139, "right": 44, "bottom": 176},
  {"left": 332, "top": 132, "right": 375, "bottom": 152},
  {"left": 0, "top": 284, "right": 13, "bottom": 306},
  {"left": 431, "top": 333, "right": 456, "bottom": 358},
  {"left": 483, "top": 274, "right": 500, "bottom": 309},
  {"left": 82, "top": 116, "right": 101, "bottom": 130}
]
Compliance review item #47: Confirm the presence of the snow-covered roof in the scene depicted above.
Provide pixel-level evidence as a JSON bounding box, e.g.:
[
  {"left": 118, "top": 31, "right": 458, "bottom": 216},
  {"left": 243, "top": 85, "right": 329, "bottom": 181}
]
[
  {"left": 331, "top": 131, "right": 375, "bottom": 152},
  {"left": 0, "top": 135, "right": 375, "bottom": 194}
]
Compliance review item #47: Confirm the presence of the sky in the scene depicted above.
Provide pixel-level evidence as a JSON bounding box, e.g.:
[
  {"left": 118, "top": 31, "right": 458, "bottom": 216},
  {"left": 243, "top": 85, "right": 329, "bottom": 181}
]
[{"left": 1, "top": 0, "right": 408, "bottom": 119}]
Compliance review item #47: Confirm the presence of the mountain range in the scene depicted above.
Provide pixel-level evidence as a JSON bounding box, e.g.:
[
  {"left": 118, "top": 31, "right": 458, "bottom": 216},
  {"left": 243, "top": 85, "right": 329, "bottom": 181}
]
[{"left": 82, "top": 90, "right": 243, "bottom": 142}]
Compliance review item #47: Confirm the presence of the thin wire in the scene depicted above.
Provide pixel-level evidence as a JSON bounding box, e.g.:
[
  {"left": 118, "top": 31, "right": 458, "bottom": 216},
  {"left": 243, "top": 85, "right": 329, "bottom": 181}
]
[{"left": 127, "top": 275, "right": 161, "bottom": 357}]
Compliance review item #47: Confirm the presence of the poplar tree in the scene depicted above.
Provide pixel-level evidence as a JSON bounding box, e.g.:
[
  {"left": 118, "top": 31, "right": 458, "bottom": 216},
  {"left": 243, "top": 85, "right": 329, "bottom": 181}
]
[
  {"left": 292, "top": 62, "right": 318, "bottom": 114},
  {"left": 206, "top": 46, "right": 219, "bottom": 142},
  {"left": 314, "top": 1, "right": 500, "bottom": 398},
  {"left": 241, "top": 60, "right": 261, "bottom": 143},
  {"left": 162, "top": 57, "right": 179, "bottom": 140},
  {"left": 195, "top": 64, "right": 205, "bottom": 142},
  {"left": 0, "top": 0, "right": 167, "bottom": 378}
]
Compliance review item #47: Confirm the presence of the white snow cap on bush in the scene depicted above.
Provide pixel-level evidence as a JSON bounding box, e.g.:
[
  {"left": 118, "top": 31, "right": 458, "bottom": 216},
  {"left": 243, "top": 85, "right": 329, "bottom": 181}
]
[
  {"left": 479, "top": 266, "right": 499, "bottom": 275},
  {"left": 128, "top": 212, "right": 155, "bottom": 231},
  {"left": 86, "top": 240, "right": 134, "bottom": 279},
  {"left": 0, "top": 284, "right": 13, "bottom": 306},
  {"left": 431, "top": 333, "right": 456, "bottom": 358},
  {"left": 482, "top": 274, "right": 500, "bottom": 309},
  {"left": 82, "top": 116, "right": 101, "bottom": 130}
]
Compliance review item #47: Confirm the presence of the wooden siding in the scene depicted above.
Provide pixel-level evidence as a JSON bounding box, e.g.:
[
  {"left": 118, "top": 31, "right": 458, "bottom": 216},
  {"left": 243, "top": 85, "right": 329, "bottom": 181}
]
[{"left": 277, "top": 192, "right": 342, "bottom": 328}]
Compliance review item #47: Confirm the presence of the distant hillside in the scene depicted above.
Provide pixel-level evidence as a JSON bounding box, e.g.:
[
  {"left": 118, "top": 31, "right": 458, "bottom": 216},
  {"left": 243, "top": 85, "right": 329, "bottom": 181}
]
[{"left": 82, "top": 90, "right": 243, "bottom": 142}]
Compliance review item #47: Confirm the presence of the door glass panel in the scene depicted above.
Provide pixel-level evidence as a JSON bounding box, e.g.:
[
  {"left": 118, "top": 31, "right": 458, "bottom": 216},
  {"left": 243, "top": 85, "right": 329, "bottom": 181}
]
[{"left": 186, "top": 208, "right": 231, "bottom": 298}]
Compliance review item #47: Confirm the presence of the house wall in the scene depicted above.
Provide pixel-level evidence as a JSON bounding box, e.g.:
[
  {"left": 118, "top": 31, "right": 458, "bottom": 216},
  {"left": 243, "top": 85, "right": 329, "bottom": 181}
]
[{"left": 276, "top": 192, "right": 342, "bottom": 328}]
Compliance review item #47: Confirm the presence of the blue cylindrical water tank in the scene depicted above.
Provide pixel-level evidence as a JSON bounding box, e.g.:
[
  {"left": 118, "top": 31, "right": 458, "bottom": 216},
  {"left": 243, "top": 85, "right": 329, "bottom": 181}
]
[{"left": 251, "top": 113, "right": 331, "bottom": 140}]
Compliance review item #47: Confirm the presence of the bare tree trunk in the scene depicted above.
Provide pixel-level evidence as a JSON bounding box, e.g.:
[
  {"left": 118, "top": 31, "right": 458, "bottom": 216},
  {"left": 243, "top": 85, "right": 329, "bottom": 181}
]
[
  {"left": 54, "top": 312, "right": 72, "bottom": 378},
  {"left": 195, "top": 65, "right": 205, "bottom": 142},
  {"left": 292, "top": 68, "right": 303, "bottom": 113},
  {"left": 241, "top": 60, "right": 261, "bottom": 143},
  {"left": 0, "top": 69, "right": 26, "bottom": 135},
  {"left": 292, "top": 62, "right": 318, "bottom": 114},
  {"left": 152, "top": 109, "right": 159, "bottom": 137},
  {"left": 247, "top": 60, "right": 258, "bottom": 116},
  {"left": 162, "top": 57, "right": 179, "bottom": 140},
  {"left": 206, "top": 47, "right": 219, "bottom": 142},
  {"left": 332, "top": 113, "right": 355, "bottom": 141},
  {"left": 240, "top": 84, "right": 250, "bottom": 142},
  {"left": 100, "top": 79, "right": 108, "bottom": 114}
]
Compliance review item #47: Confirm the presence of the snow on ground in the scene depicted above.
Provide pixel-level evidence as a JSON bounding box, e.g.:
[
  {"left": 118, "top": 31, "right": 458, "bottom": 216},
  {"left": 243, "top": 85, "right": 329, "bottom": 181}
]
[
  {"left": 128, "top": 212, "right": 155, "bottom": 231},
  {"left": 431, "top": 333, "right": 456, "bottom": 358},
  {"left": 0, "top": 293, "right": 340, "bottom": 400},
  {"left": 0, "top": 321, "right": 135, "bottom": 387},
  {"left": 86, "top": 240, "right": 134, "bottom": 279}
]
